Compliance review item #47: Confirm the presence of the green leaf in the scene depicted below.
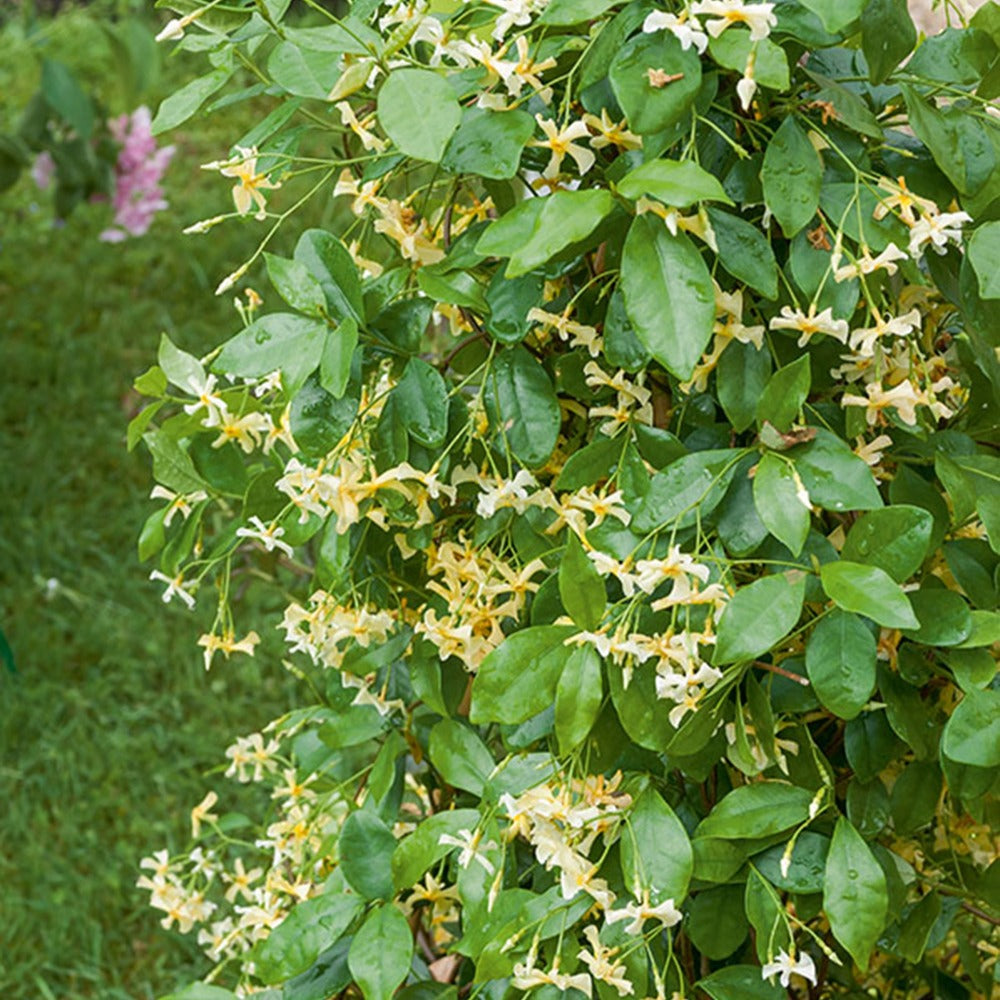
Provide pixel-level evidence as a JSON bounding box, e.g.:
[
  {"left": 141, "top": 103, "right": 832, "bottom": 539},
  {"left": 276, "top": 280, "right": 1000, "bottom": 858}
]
[
  {"left": 554, "top": 646, "right": 604, "bottom": 754},
  {"left": 761, "top": 118, "right": 822, "bottom": 237},
  {"left": 428, "top": 720, "right": 494, "bottom": 795},
  {"left": 717, "top": 342, "right": 772, "bottom": 432},
  {"left": 633, "top": 449, "right": 743, "bottom": 532},
  {"left": 417, "top": 267, "right": 488, "bottom": 313},
  {"left": 609, "top": 31, "right": 702, "bottom": 134},
  {"left": 486, "top": 346, "right": 561, "bottom": 468},
  {"left": 797, "top": 0, "right": 865, "bottom": 32},
  {"left": 847, "top": 777, "right": 890, "bottom": 837},
  {"left": 861, "top": 0, "right": 917, "bottom": 84},
  {"left": 714, "top": 573, "right": 805, "bottom": 664},
  {"left": 157, "top": 333, "right": 204, "bottom": 391},
  {"left": 621, "top": 788, "right": 693, "bottom": 903},
  {"left": 806, "top": 610, "right": 877, "bottom": 720},
  {"left": 320, "top": 318, "right": 359, "bottom": 399},
  {"left": 697, "top": 782, "right": 814, "bottom": 839},
  {"left": 469, "top": 625, "right": 576, "bottom": 725},
  {"left": 265, "top": 253, "right": 327, "bottom": 315},
  {"left": 824, "top": 817, "right": 888, "bottom": 971},
  {"left": 753, "top": 453, "right": 810, "bottom": 556},
  {"left": 377, "top": 69, "right": 461, "bottom": 163},
  {"left": 319, "top": 704, "right": 385, "bottom": 749},
  {"left": 790, "top": 430, "right": 883, "bottom": 512},
  {"left": 290, "top": 375, "right": 358, "bottom": 458},
  {"left": 907, "top": 28, "right": 998, "bottom": 86},
  {"left": 698, "top": 965, "right": 784, "bottom": 1000},
  {"left": 294, "top": 230, "right": 365, "bottom": 325},
  {"left": 558, "top": 533, "right": 606, "bottom": 630},
  {"left": 902, "top": 85, "right": 996, "bottom": 196},
  {"left": 539, "top": 0, "right": 618, "bottom": 24},
  {"left": 820, "top": 562, "right": 919, "bottom": 629},
  {"left": 143, "top": 429, "right": 209, "bottom": 495},
  {"left": 214, "top": 313, "right": 326, "bottom": 395},
  {"left": 268, "top": 41, "right": 341, "bottom": 99},
  {"left": 708, "top": 32, "right": 790, "bottom": 91},
  {"left": 968, "top": 221, "right": 1000, "bottom": 299},
  {"left": 941, "top": 687, "right": 1000, "bottom": 767},
  {"left": 841, "top": 505, "right": 933, "bottom": 582},
  {"left": 392, "top": 810, "right": 482, "bottom": 891},
  {"left": 441, "top": 108, "right": 534, "bottom": 180},
  {"left": 617, "top": 159, "right": 732, "bottom": 208},
  {"left": 484, "top": 270, "right": 544, "bottom": 345},
  {"left": 707, "top": 207, "right": 779, "bottom": 300},
  {"left": 348, "top": 905, "right": 413, "bottom": 1000},
  {"left": 754, "top": 831, "right": 831, "bottom": 893},
  {"left": 902, "top": 589, "right": 972, "bottom": 647},
  {"left": 339, "top": 810, "right": 397, "bottom": 899},
  {"left": 256, "top": 893, "right": 362, "bottom": 983},
  {"left": 620, "top": 216, "right": 715, "bottom": 381},
  {"left": 151, "top": 66, "right": 230, "bottom": 135},
  {"left": 897, "top": 890, "right": 942, "bottom": 963},
  {"left": 162, "top": 986, "right": 237, "bottom": 1000},
  {"left": 686, "top": 885, "right": 748, "bottom": 960},
  {"left": 890, "top": 761, "right": 942, "bottom": 835},
  {"left": 394, "top": 359, "right": 449, "bottom": 448},
  {"left": 41, "top": 60, "right": 94, "bottom": 138},
  {"left": 476, "top": 189, "right": 616, "bottom": 277}
]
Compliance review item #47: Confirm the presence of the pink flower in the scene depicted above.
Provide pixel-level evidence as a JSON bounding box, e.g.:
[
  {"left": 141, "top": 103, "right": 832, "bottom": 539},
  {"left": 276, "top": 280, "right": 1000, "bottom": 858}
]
[
  {"left": 100, "top": 106, "right": 175, "bottom": 242},
  {"left": 31, "top": 151, "right": 56, "bottom": 191}
]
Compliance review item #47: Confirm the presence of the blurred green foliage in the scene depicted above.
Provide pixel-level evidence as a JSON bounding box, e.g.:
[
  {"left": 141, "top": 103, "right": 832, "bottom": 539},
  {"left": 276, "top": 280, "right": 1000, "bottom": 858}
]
[{"left": 0, "top": 3, "right": 327, "bottom": 996}]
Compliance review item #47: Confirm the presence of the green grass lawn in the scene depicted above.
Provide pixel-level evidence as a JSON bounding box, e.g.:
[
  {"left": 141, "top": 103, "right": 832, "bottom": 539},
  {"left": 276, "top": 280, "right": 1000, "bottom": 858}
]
[{"left": 0, "top": 7, "right": 328, "bottom": 996}]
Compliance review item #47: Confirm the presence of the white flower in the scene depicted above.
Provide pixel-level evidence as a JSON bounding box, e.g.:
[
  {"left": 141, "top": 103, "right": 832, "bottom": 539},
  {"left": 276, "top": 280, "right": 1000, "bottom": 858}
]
[
  {"left": 236, "top": 515, "right": 294, "bottom": 557},
  {"left": 761, "top": 949, "right": 818, "bottom": 987},
  {"left": 531, "top": 116, "right": 596, "bottom": 179},
  {"left": 770, "top": 304, "right": 849, "bottom": 347},
  {"left": 149, "top": 569, "right": 197, "bottom": 609},
  {"left": 642, "top": 10, "right": 709, "bottom": 53},
  {"left": 691, "top": 0, "right": 776, "bottom": 41},
  {"left": 605, "top": 889, "right": 682, "bottom": 934},
  {"left": 908, "top": 210, "right": 972, "bottom": 257},
  {"left": 438, "top": 828, "right": 498, "bottom": 874}
]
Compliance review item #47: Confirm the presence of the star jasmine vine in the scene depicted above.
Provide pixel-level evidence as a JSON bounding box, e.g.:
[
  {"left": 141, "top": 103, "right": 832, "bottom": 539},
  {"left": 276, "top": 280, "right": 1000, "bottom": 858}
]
[{"left": 136, "top": 0, "right": 1000, "bottom": 997}]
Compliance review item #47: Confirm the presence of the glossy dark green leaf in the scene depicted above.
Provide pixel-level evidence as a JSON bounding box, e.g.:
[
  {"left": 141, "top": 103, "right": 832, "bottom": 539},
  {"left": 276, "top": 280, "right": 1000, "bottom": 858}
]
[
  {"left": 861, "top": 0, "right": 917, "bottom": 84},
  {"left": 757, "top": 355, "right": 810, "bottom": 433},
  {"left": 941, "top": 687, "right": 1000, "bottom": 767},
  {"left": 609, "top": 31, "right": 702, "bottom": 134},
  {"left": 348, "top": 905, "right": 413, "bottom": 1000},
  {"left": 265, "top": 253, "right": 327, "bottom": 315},
  {"left": 320, "top": 318, "right": 359, "bottom": 399},
  {"left": 633, "top": 448, "right": 743, "bottom": 532},
  {"left": 714, "top": 573, "right": 805, "bottom": 664},
  {"left": 847, "top": 777, "right": 890, "bottom": 837},
  {"left": 621, "top": 788, "right": 693, "bottom": 903},
  {"left": 753, "top": 453, "right": 810, "bottom": 556},
  {"left": 256, "top": 893, "right": 362, "bottom": 983},
  {"left": 554, "top": 646, "right": 604, "bottom": 754},
  {"left": 617, "top": 159, "right": 732, "bottom": 207},
  {"left": 214, "top": 313, "right": 326, "bottom": 394},
  {"left": 339, "top": 810, "right": 396, "bottom": 899},
  {"left": 697, "top": 781, "right": 814, "bottom": 840},
  {"left": 394, "top": 359, "right": 449, "bottom": 448},
  {"left": 294, "top": 229, "right": 365, "bottom": 324},
  {"left": 820, "top": 562, "right": 919, "bottom": 629},
  {"left": 476, "top": 189, "right": 616, "bottom": 277},
  {"left": 558, "top": 533, "right": 606, "bottom": 630},
  {"left": 890, "top": 761, "right": 942, "bottom": 835},
  {"left": 428, "top": 719, "right": 494, "bottom": 795},
  {"left": 707, "top": 207, "right": 779, "bottom": 300},
  {"left": 290, "top": 375, "right": 359, "bottom": 458},
  {"left": 805, "top": 610, "right": 877, "bottom": 720},
  {"left": 845, "top": 711, "right": 903, "bottom": 782},
  {"left": 824, "top": 817, "right": 888, "bottom": 971},
  {"left": 377, "top": 69, "right": 461, "bottom": 162},
  {"left": 686, "top": 885, "right": 748, "bottom": 959},
  {"left": 441, "top": 108, "right": 534, "bottom": 179},
  {"left": 841, "top": 505, "right": 933, "bottom": 582},
  {"left": 901, "top": 589, "right": 972, "bottom": 647},
  {"left": 761, "top": 118, "right": 822, "bottom": 237},
  {"left": 907, "top": 27, "right": 997, "bottom": 86},
  {"left": 790, "top": 431, "right": 883, "bottom": 512},
  {"left": 698, "top": 965, "right": 784, "bottom": 1000},
  {"left": 469, "top": 625, "right": 576, "bottom": 725},
  {"left": 621, "top": 215, "right": 715, "bottom": 381},
  {"left": 486, "top": 346, "right": 561, "bottom": 468}
]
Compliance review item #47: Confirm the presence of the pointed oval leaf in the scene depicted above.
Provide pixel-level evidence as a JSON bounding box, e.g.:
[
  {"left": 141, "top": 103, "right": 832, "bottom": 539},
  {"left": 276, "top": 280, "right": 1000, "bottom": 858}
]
[
  {"left": 621, "top": 788, "right": 693, "bottom": 904},
  {"left": 558, "top": 533, "right": 606, "bottom": 630},
  {"left": 621, "top": 215, "right": 715, "bottom": 381},
  {"left": 823, "top": 817, "right": 888, "bottom": 971},
  {"left": 805, "top": 609, "right": 877, "bottom": 720},
  {"left": 554, "top": 646, "right": 604, "bottom": 754},
  {"left": 348, "top": 905, "right": 414, "bottom": 1000},
  {"left": 753, "top": 453, "right": 810, "bottom": 556},
  {"left": 486, "top": 346, "right": 561, "bottom": 468},
  {"left": 617, "top": 159, "right": 732, "bottom": 207},
  {"left": 715, "top": 573, "right": 805, "bottom": 664},
  {"left": 841, "top": 505, "right": 933, "bottom": 582},
  {"left": 697, "top": 782, "right": 814, "bottom": 840},
  {"left": 377, "top": 69, "right": 461, "bottom": 162},
  {"left": 820, "top": 561, "right": 919, "bottom": 629},
  {"left": 761, "top": 117, "right": 822, "bottom": 237}
]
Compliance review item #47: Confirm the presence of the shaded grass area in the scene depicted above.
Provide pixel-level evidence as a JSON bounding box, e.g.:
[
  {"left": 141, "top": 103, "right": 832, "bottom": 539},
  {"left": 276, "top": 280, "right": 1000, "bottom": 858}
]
[{"left": 0, "top": 7, "right": 330, "bottom": 997}]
